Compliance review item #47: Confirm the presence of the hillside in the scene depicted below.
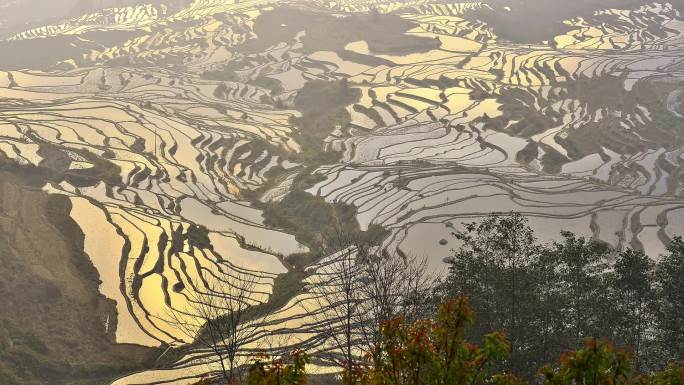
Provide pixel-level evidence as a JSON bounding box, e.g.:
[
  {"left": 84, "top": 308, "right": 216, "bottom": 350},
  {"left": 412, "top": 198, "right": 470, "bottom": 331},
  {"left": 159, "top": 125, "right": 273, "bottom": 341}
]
[{"left": 0, "top": 0, "right": 683, "bottom": 383}]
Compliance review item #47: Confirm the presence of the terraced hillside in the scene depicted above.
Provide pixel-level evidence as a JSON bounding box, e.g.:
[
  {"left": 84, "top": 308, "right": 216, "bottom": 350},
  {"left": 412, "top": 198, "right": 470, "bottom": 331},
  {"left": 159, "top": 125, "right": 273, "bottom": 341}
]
[{"left": 1, "top": 0, "right": 684, "bottom": 384}]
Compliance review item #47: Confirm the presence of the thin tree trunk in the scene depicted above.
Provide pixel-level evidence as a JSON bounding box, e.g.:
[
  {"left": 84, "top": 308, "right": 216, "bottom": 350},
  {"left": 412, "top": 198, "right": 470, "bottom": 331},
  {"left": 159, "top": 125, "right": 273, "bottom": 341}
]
[
  {"left": 635, "top": 295, "right": 643, "bottom": 370},
  {"left": 218, "top": 353, "right": 230, "bottom": 384}
]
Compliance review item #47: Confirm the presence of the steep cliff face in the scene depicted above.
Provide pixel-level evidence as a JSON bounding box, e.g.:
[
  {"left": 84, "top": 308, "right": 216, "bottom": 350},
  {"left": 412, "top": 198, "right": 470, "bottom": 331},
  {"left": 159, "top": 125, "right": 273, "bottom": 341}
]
[{"left": 0, "top": 159, "right": 157, "bottom": 385}]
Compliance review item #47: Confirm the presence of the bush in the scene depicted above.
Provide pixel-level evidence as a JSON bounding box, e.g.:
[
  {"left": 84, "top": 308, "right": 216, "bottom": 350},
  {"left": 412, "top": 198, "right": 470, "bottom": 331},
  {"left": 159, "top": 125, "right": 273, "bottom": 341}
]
[
  {"left": 247, "top": 350, "right": 309, "bottom": 385},
  {"left": 196, "top": 296, "right": 684, "bottom": 385},
  {"left": 347, "top": 297, "right": 520, "bottom": 385}
]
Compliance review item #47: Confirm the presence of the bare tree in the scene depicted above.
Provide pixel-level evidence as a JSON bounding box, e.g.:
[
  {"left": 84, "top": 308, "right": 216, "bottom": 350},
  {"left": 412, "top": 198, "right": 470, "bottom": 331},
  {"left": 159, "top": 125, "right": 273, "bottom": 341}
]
[
  {"left": 355, "top": 248, "right": 437, "bottom": 364},
  {"left": 166, "top": 270, "right": 264, "bottom": 384},
  {"left": 302, "top": 232, "right": 364, "bottom": 383},
  {"left": 302, "top": 231, "right": 438, "bottom": 380}
]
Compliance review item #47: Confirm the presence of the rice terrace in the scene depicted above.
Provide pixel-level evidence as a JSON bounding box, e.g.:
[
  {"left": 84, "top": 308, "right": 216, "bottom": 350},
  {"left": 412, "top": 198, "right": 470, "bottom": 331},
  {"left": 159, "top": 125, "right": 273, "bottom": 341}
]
[{"left": 1, "top": 0, "right": 684, "bottom": 384}]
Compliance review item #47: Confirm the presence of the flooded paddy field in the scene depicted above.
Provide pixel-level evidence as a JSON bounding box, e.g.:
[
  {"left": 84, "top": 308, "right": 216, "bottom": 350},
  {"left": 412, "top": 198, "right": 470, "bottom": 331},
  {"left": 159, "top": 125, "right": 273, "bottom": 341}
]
[{"left": 1, "top": 0, "right": 684, "bottom": 383}]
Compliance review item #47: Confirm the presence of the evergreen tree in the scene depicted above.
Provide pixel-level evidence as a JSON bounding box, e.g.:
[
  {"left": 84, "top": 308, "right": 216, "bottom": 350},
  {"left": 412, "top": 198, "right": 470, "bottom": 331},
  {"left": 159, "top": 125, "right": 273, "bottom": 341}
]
[
  {"left": 608, "top": 249, "right": 655, "bottom": 370},
  {"left": 655, "top": 237, "right": 684, "bottom": 363},
  {"left": 544, "top": 232, "right": 612, "bottom": 349},
  {"left": 442, "top": 213, "right": 542, "bottom": 374},
  {"left": 533, "top": 245, "right": 565, "bottom": 367}
]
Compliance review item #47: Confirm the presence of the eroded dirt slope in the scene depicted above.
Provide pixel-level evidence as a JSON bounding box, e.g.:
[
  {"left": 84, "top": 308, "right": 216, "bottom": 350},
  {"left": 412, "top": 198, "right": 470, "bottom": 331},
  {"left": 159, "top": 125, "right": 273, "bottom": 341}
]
[{"left": 0, "top": 160, "right": 157, "bottom": 385}]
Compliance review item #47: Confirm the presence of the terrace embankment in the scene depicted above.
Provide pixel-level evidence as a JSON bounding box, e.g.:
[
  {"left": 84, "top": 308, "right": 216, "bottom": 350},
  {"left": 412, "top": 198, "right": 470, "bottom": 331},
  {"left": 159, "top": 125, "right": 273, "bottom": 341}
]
[
  {"left": 469, "top": 0, "right": 662, "bottom": 43},
  {"left": 0, "top": 160, "right": 158, "bottom": 385}
]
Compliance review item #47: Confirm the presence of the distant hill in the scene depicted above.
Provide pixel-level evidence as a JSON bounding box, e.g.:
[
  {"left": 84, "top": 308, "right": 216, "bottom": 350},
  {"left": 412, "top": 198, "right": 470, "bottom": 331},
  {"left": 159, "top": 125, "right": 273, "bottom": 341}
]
[{"left": 0, "top": 0, "right": 190, "bottom": 39}]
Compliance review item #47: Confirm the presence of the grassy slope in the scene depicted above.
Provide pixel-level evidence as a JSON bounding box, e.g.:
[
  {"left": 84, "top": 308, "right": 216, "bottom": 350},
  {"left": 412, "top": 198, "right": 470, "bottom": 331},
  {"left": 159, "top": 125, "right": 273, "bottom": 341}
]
[{"left": 0, "top": 160, "right": 158, "bottom": 385}]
